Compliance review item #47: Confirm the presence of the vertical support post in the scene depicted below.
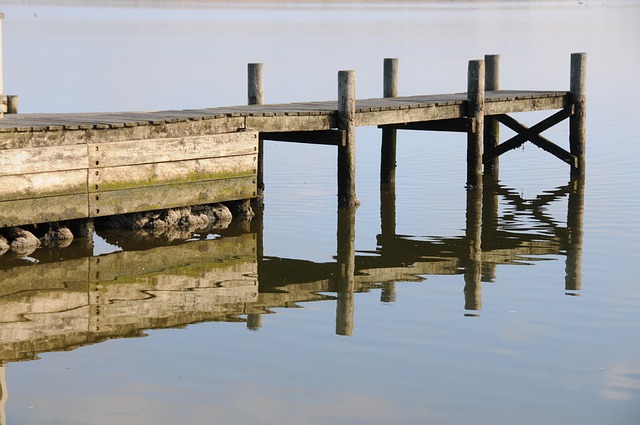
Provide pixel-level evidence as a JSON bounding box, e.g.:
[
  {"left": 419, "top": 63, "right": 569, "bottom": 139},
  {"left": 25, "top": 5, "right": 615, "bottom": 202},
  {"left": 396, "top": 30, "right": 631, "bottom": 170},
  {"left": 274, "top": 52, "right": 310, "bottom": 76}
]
[
  {"left": 464, "top": 185, "right": 483, "bottom": 315},
  {"left": 248, "top": 63, "right": 264, "bottom": 200},
  {"left": 0, "top": 13, "right": 5, "bottom": 118},
  {"left": 338, "top": 70, "right": 358, "bottom": 207},
  {"left": 483, "top": 54, "right": 500, "bottom": 175},
  {"left": 467, "top": 60, "right": 485, "bottom": 189},
  {"left": 248, "top": 63, "right": 264, "bottom": 105},
  {"left": 565, "top": 174, "right": 584, "bottom": 293},
  {"left": 570, "top": 53, "right": 587, "bottom": 175},
  {"left": 381, "top": 58, "right": 398, "bottom": 186},
  {"left": 336, "top": 206, "right": 356, "bottom": 336}
]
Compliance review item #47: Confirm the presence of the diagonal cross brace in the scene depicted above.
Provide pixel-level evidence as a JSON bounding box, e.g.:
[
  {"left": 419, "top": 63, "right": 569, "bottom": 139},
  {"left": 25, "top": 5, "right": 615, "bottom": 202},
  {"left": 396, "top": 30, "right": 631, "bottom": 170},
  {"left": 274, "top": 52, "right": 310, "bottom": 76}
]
[{"left": 483, "top": 106, "right": 577, "bottom": 168}]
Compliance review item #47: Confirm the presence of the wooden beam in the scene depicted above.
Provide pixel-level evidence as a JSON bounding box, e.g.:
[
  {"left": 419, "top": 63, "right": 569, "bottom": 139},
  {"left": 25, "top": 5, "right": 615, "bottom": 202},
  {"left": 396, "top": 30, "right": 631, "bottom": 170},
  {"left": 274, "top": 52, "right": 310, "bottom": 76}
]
[
  {"left": 483, "top": 106, "right": 574, "bottom": 164},
  {"left": 380, "top": 117, "right": 475, "bottom": 133},
  {"left": 261, "top": 129, "right": 346, "bottom": 146}
]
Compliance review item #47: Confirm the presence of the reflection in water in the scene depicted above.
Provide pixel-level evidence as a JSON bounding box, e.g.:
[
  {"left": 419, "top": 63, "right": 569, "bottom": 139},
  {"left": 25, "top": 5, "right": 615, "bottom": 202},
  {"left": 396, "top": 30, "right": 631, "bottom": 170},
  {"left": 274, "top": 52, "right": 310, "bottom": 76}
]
[{"left": 0, "top": 176, "right": 585, "bottom": 420}]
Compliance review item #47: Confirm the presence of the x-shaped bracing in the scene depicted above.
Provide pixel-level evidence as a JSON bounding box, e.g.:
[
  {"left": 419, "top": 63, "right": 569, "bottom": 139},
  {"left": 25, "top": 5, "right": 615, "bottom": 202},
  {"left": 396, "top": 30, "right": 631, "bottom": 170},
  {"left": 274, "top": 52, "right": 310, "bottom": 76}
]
[{"left": 483, "top": 105, "right": 577, "bottom": 169}]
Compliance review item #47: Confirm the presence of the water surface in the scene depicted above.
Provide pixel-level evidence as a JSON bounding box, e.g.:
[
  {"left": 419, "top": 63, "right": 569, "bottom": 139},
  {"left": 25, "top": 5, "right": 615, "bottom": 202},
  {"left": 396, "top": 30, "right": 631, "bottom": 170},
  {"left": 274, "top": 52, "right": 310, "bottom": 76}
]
[{"left": 1, "top": 1, "right": 639, "bottom": 424}]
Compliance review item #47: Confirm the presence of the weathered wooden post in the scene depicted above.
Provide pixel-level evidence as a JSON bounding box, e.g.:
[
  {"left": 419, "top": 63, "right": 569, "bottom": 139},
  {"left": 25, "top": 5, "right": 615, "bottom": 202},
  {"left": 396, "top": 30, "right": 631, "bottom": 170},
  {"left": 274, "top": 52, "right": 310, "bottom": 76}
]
[
  {"left": 380, "top": 58, "right": 398, "bottom": 186},
  {"left": 483, "top": 54, "right": 500, "bottom": 175},
  {"left": 570, "top": 53, "right": 587, "bottom": 174},
  {"left": 0, "top": 12, "right": 4, "bottom": 118},
  {"left": 336, "top": 206, "right": 356, "bottom": 336},
  {"left": 467, "top": 60, "right": 485, "bottom": 189},
  {"left": 338, "top": 70, "right": 358, "bottom": 206},
  {"left": 565, "top": 174, "right": 584, "bottom": 292},
  {"left": 248, "top": 63, "right": 264, "bottom": 199},
  {"left": 248, "top": 63, "right": 263, "bottom": 105}
]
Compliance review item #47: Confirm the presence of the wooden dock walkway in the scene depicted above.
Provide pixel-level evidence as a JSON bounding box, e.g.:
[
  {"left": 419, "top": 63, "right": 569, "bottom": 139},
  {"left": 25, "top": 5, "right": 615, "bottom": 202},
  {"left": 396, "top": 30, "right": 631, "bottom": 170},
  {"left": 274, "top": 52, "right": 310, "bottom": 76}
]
[{"left": 0, "top": 52, "right": 587, "bottom": 229}]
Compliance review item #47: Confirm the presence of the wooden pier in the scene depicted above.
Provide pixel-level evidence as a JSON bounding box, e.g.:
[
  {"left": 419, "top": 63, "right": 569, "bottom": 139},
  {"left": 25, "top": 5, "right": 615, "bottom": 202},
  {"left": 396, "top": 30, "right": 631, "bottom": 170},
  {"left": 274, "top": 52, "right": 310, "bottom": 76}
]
[{"left": 0, "top": 34, "right": 586, "bottom": 228}]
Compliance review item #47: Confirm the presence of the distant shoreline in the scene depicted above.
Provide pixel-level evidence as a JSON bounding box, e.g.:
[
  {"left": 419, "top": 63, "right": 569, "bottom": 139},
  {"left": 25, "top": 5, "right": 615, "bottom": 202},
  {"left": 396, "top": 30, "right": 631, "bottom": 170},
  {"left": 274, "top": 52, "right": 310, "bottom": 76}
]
[{"left": 1, "top": 0, "right": 531, "bottom": 6}]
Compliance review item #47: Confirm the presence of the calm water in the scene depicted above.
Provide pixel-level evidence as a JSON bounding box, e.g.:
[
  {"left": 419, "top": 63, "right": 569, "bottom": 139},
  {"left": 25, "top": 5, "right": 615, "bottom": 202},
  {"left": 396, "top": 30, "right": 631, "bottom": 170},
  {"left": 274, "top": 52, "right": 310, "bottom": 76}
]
[{"left": 1, "top": 1, "right": 639, "bottom": 424}]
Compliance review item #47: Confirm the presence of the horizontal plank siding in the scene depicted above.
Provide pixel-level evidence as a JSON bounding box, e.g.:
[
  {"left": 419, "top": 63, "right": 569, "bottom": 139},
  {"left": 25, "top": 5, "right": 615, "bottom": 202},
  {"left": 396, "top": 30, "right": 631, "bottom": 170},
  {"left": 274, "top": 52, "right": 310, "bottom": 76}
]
[
  {"left": 89, "top": 155, "right": 257, "bottom": 192},
  {"left": 0, "top": 169, "right": 87, "bottom": 201},
  {"left": 0, "top": 144, "right": 87, "bottom": 176},
  {"left": 0, "top": 194, "right": 89, "bottom": 227},
  {"left": 89, "top": 132, "right": 258, "bottom": 167},
  {"left": 89, "top": 175, "right": 256, "bottom": 217}
]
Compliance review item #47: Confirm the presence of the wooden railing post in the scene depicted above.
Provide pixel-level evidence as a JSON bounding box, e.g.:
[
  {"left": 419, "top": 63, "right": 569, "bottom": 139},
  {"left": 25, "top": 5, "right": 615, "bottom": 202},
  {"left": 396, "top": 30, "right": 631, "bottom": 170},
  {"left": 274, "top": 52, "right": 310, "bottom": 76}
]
[
  {"left": 467, "top": 60, "right": 485, "bottom": 189},
  {"left": 248, "top": 63, "right": 264, "bottom": 200},
  {"left": 338, "top": 70, "right": 358, "bottom": 207},
  {"left": 570, "top": 53, "right": 587, "bottom": 175},
  {"left": 381, "top": 58, "right": 398, "bottom": 186},
  {"left": 483, "top": 54, "right": 500, "bottom": 175}
]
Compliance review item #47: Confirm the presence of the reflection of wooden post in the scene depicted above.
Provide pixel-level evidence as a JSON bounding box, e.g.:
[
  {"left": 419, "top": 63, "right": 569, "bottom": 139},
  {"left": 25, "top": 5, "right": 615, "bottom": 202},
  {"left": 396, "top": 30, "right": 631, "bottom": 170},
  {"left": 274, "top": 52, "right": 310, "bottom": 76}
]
[
  {"left": 380, "top": 177, "right": 396, "bottom": 247},
  {"left": 570, "top": 53, "right": 587, "bottom": 174},
  {"left": 483, "top": 54, "right": 499, "bottom": 175},
  {"left": 565, "top": 175, "right": 584, "bottom": 292},
  {"left": 464, "top": 188, "right": 483, "bottom": 314},
  {"left": 381, "top": 58, "right": 398, "bottom": 186},
  {"left": 467, "top": 60, "right": 485, "bottom": 189},
  {"left": 247, "top": 313, "right": 263, "bottom": 331},
  {"left": 0, "top": 365, "right": 7, "bottom": 425},
  {"left": 336, "top": 206, "right": 356, "bottom": 336},
  {"left": 248, "top": 63, "right": 265, "bottom": 200},
  {"left": 338, "top": 70, "right": 358, "bottom": 207},
  {"left": 481, "top": 175, "right": 499, "bottom": 282},
  {"left": 381, "top": 283, "right": 397, "bottom": 303},
  {"left": 251, "top": 203, "right": 265, "bottom": 328}
]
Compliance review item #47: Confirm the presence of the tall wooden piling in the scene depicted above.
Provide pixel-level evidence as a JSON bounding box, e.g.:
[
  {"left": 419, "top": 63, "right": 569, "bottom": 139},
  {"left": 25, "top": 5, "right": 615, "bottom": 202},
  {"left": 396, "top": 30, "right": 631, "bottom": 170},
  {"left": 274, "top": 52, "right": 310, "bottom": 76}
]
[
  {"left": 248, "top": 63, "right": 265, "bottom": 199},
  {"left": 467, "top": 60, "right": 485, "bottom": 189},
  {"left": 0, "top": 13, "right": 4, "bottom": 118},
  {"left": 483, "top": 54, "right": 500, "bottom": 175},
  {"left": 381, "top": 58, "right": 398, "bottom": 186},
  {"left": 338, "top": 70, "right": 358, "bottom": 206},
  {"left": 570, "top": 53, "right": 587, "bottom": 174}
]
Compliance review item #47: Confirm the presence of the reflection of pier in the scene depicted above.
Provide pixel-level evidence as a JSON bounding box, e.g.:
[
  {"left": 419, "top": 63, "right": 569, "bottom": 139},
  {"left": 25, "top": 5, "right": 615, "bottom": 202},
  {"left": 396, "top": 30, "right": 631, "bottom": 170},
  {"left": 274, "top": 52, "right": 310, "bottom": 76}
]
[
  {"left": 0, "top": 178, "right": 585, "bottom": 422},
  {"left": 0, "top": 179, "right": 585, "bottom": 363}
]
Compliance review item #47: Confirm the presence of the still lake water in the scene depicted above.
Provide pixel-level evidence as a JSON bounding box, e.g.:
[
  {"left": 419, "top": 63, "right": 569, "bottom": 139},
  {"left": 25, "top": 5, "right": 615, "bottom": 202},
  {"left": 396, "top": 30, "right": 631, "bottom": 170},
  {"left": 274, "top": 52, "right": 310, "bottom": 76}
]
[{"left": 1, "top": 0, "right": 639, "bottom": 424}]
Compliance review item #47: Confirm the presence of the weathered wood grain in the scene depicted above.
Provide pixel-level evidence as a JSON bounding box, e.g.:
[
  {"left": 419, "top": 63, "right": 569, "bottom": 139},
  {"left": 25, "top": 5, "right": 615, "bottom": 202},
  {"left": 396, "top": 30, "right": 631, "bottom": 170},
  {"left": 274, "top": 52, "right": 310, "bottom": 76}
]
[
  {"left": 0, "top": 144, "right": 87, "bottom": 176},
  {"left": 0, "top": 194, "right": 88, "bottom": 227},
  {"left": 88, "top": 131, "right": 258, "bottom": 167},
  {"left": 0, "top": 169, "right": 86, "bottom": 201},
  {"left": 89, "top": 175, "right": 256, "bottom": 217},
  {"left": 89, "top": 155, "right": 257, "bottom": 192}
]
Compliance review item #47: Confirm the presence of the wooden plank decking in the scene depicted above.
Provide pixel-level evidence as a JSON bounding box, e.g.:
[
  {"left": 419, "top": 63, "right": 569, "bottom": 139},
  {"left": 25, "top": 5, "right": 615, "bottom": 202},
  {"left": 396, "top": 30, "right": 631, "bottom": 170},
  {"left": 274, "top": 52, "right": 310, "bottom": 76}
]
[{"left": 0, "top": 90, "right": 569, "bottom": 136}]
